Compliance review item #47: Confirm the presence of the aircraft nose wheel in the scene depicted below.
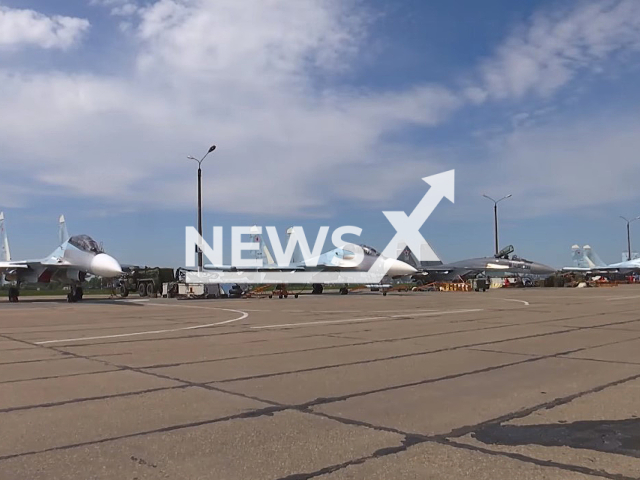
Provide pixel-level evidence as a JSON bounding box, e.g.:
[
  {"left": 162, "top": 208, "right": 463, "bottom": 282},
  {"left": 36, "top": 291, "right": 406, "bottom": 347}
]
[
  {"left": 7, "top": 287, "right": 19, "bottom": 302},
  {"left": 67, "top": 286, "right": 83, "bottom": 303}
]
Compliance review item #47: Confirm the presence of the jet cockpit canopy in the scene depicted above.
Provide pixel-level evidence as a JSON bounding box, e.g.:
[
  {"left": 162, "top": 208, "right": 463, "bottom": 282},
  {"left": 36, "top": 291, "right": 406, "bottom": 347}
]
[
  {"left": 511, "top": 255, "right": 533, "bottom": 264},
  {"left": 69, "top": 235, "right": 102, "bottom": 254},
  {"left": 361, "top": 245, "right": 380, "bottom": 257},
  {"left": 495, "top": 245, "right": 515, "bottom": 259}
]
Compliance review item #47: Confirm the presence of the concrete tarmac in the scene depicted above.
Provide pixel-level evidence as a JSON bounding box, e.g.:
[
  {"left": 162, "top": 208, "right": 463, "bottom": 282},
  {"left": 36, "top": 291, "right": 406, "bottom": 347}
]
[{"left": 1, "top": 286, "right": 640, "bottom": 479}]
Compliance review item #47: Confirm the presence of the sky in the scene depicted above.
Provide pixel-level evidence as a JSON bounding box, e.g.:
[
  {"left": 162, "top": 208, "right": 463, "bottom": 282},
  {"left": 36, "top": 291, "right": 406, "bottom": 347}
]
[{"left": 1, "top": 0, "right": 640, "bottom": 268}]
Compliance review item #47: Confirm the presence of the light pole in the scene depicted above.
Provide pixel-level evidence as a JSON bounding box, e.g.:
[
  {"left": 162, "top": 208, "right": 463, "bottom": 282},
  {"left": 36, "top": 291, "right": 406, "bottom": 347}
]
[
  {"left": 619, "top": 216, "right": 640, "bottom": 261},
  {"left": 482, "top": 194, "right": 512, "bottom": 256},
  {"left": 188, "top": 144, "right": 216, "bottom": 272}
]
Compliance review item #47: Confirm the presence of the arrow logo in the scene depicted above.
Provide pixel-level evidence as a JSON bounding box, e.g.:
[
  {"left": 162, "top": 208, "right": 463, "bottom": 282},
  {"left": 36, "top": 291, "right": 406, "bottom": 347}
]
[{"left": 374, "top": 170, "right": 455, "bottom": 271}]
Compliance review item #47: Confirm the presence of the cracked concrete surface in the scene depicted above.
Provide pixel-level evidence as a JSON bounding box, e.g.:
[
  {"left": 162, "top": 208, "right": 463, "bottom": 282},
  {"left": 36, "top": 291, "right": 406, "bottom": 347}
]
[{"left": 1, "top": 287, "right": 640, "bottom": 479}]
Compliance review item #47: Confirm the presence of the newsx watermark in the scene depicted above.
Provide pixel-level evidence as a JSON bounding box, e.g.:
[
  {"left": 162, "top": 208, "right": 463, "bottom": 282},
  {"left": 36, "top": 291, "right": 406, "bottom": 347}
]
[
  {"left": 187, "top": 225, "right": 367, "bottom": 269},
  {"left": 184, "top": 170, "right": 455, "bottom": 284}
]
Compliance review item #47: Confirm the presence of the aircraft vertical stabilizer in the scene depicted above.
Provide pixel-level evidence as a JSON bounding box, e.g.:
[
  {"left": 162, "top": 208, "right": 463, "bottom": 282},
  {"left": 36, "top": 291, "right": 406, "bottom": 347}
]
[
  {"left": 0, "top": 212, "right": 10, "bottom": 262},
  {"left": 397, "top": 241, "right": 443, "bottom": 268},
  {"left": 396, "top": 242, "right": 420, "bottom": 269},
  {"left": 286, "top": 227, "right": 304, "bottom": 265},
  {"left": 59, "top": 215, "right": 70, "bottom": 245},
  {"left": 571, "top": 245, "right": 590, "bottom": 268},
  {"left": 583, "top": 245, "right": 606, "bottom": 268},
  {"left": 248, "top": 225, "right": 275, "bottom": 266},
  {"left": 263, "top": 244, "right": 275, "bottom": 265},
  {"left": 421, "top": 242, "right": 442, "bottom": 266}
]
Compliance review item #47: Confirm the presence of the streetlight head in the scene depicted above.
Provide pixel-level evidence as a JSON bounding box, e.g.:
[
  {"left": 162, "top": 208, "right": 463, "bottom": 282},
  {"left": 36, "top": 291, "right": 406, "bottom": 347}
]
[
  {"left": 208, "top": 145, "right": 217, "bottom": 153},
  {"left": 505, "top": 194, "right": 513, "bottom": 199},
  {"left": 187, "top": 155, "right": 197, "bottom": 161}
]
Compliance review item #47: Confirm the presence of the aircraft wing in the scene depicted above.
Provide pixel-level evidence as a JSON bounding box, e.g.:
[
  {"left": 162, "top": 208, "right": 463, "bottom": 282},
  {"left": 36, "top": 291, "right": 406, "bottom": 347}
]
[
  {"left": 205, "top": 265, "right": 305, "bottom": 272},
  {"left": 205, "top": 258, "right": 362, "bottom": 272},
  {"left": 40, "top": 257, "right": 71, "bottom": 266},
  {"left": 0, "top": 261, "right": 29, "bottom": 270},
  {"left": 0, "top": 258, "right": 71, "bottom": 270},
  {"left": 422, "top": 266, "right": 454, "bottom": 272},
  {"left": 562, "top": 266, "right": 631, "bottom": 273}
]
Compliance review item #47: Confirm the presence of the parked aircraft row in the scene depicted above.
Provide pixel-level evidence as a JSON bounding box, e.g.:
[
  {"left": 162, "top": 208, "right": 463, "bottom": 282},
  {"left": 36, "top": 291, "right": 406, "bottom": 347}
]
[
  {"left": 563, "top": 245, "right": 640, "bottom": 273},
  {"left": 2, "top": 211, "right": 635, "bottom": 302},
  {"left": 203, "top": 229, "right": 556, "bottom": 294}
]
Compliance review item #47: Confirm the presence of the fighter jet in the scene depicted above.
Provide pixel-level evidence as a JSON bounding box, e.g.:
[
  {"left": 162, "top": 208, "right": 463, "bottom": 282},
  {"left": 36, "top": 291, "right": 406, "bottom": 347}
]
[
  {"left": 304, "top": 243, "right": 417, "bottom": 294},
  {"left": 205, "top": 227, "right": 417, "bottom": 294},
  {"left": 404, "top": 244, "right": 556, "bottom": 284},
  {"left": 0, "top": 213, "right": 122, "bottom": 302},
  {"left": 563, "top": 245, "right": 640, "bottom": 273}
]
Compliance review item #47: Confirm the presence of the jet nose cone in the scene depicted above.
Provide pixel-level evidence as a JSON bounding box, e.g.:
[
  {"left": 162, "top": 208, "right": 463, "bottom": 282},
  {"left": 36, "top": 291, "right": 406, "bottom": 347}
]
[
  {"left": 535, "top": 263, "right": 556, "bottom": 275},
  {"left": 91, "top": 253, "right": 122, "bottom": 278},
  {"left": 385, "top": 258, "right": 417, "bottom": 277}
]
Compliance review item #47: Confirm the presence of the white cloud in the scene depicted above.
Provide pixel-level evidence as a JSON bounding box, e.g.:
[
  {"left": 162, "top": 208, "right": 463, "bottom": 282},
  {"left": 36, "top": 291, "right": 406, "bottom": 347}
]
[
  {"left": 2, "top": 0, "right": 640, "bottom": 221},
  {"left": 0, "top": 6, "right": 89, "bottom": 50},
  {"left": 478, "top": 0, "right": 640, "bottom": 99},
  {"left": 476, "top": 114, "right": 640, "bottom": 216},
  {"left": 0, "top": 0, "right": 459, "bottom": 216},
  {"left": 0, "top": 68, "right": 458, "bottom": 214},
  {"left": 90, "top": 0, "right": 140, "bottom": 17},
  {"left": 134, "top": 0, "right": 368, "bottom": 80}
]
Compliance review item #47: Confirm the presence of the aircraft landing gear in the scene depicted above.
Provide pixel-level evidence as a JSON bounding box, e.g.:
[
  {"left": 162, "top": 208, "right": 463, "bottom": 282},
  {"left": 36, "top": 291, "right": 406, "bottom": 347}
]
[
  {"left": 67, "top": 286, "right": 83, "bottom": 303},
  {"left": 312, "top": 284, "right": 324, "bottom": 295},
  {"left": 340, "top": 287, "right": 349, "bottom": 295},
  {"left": 8, "top": 286, "right": 19, "bottom": 302}
]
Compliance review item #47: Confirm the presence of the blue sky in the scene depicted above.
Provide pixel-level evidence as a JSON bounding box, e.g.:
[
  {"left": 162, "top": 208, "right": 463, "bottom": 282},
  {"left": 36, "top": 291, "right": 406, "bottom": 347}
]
[{"left": 2, "top": 0, "right": 640, "bottom": 268}]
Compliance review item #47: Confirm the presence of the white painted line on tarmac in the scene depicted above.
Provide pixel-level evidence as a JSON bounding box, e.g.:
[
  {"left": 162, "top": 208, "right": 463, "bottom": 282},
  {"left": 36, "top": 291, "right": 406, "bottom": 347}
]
[
  {"left": 283, "top": 309, "right": 438, "bottom": 314},
  {"left": 607, "top": 295, "right": 640, "bottom": 301},
  {"left": 34, "top": 308, "right": 249, "bottom": 345},
  {"left": 497, "top": 298, "right": 530, "bottom": 306},
  {"left": 251, "top": 309, "right": 483, "bottom": 329},
  {"left": 142, "top": 302, "right": 268, "bottom": 312},
  {"left": 231, "top": 309, "right": 271, "bottom": 312}
]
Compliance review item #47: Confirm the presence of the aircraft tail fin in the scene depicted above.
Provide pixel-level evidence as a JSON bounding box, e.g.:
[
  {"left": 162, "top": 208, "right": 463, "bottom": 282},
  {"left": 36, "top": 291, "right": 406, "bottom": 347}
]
[
  {"left": 0, "top": 212, "right": 10, "bottom": 262},
  {"left": 571, "top": 245, "right": 590, "bottom": 268},
  {"left": 583, "top": 245, "right": 606, "bottom": 268},
  {"left": 249, "top": 226, "right": 276, "bottom": 266},
  {"left": 286, "top": 227, "right": 305, "bottom": 265},
  {"left": 397, "top": 243, "right": 420, "bottom": 269},
  {"left": 59, "top": 215, "right": 69, "bottom": 245},
  {"left": 263, "top": 244, "right": 275, "bottom": 266},
  {"left": 396, "top": 242, "right": 442, "bottom": 268}
]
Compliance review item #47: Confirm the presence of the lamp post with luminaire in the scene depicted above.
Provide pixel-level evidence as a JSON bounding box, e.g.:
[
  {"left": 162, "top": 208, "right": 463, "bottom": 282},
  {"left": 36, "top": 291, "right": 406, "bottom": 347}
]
[
  {"left": 187, "top": 145, "right": 216, "bottom": 272},
  {"left": 482, "top": 194, "right": 512, "bottom": 256},
  {"left": 619, "top": 216, "right": 640, "bottom": 261}
]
